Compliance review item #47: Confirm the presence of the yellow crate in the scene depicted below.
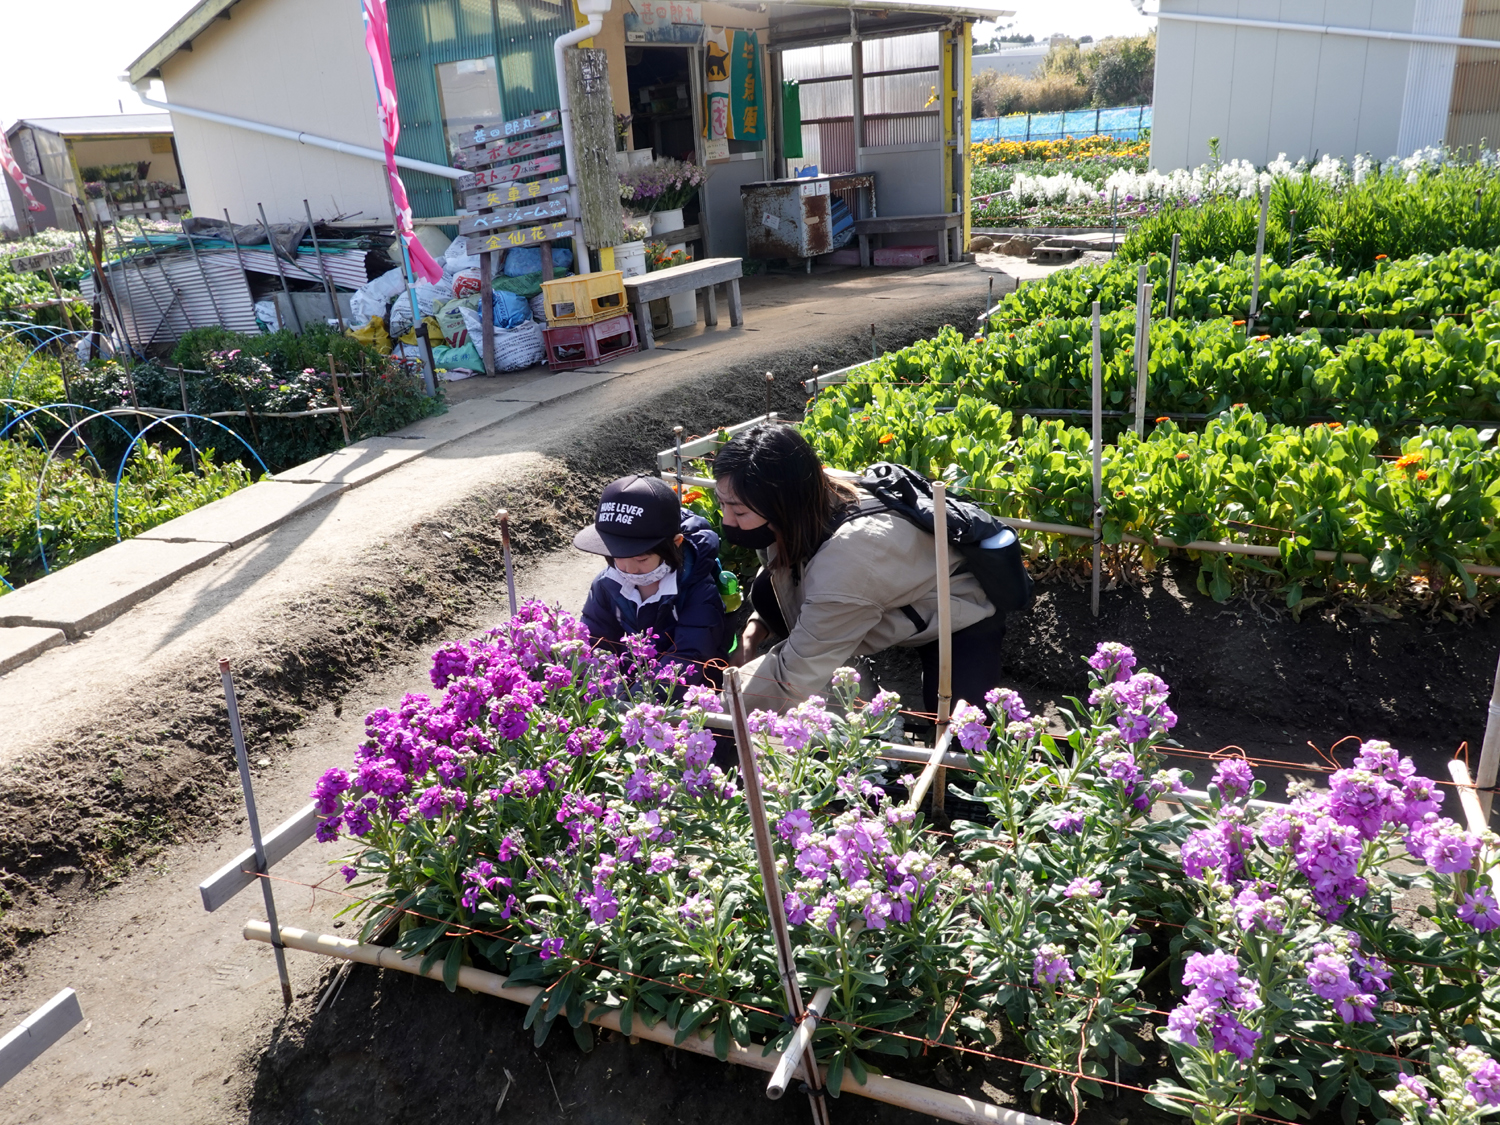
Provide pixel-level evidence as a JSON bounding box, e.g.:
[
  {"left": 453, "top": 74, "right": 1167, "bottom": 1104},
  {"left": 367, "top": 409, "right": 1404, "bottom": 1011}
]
[{"left": 542, "top": 270, "right": 628, "bottom": 326}]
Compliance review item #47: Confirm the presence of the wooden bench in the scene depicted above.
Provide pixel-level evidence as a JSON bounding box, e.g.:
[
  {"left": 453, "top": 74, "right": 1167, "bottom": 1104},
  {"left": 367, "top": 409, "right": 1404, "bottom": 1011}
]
[
  {"left": 854, "top": 213, "right": 963, "bottom": 267},
  {"left": 623, "top": 257, "right": 744, "bottom": 350}
]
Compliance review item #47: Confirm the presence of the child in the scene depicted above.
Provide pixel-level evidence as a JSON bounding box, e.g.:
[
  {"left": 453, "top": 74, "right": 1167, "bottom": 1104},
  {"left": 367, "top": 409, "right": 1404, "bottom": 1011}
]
[{"left": 575, "top": 474, "right": 728, "bottom": 678}]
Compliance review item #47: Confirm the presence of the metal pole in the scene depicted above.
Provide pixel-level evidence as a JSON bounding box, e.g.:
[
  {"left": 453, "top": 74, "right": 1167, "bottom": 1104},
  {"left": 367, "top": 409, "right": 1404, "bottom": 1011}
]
[
  {"left": 183, "top": 224, "right": 226, "bottom": 325},
  {"left": 1091, "top": 301, "right": 1103, "bottom": 618},
  {"left": 133, "top": 216, "right": 193, "bottom": 331},
  {"left": 1286, "top": 208, "right": 1298, "bottom": 267},
  {"left": 1110, "top": 189, "right": 1118, "bottom": 251},
  {"left": 176, "top": 365, "right": 199, "bottom": 474},
  {"left": 304, "top": 199, "right": 347, "bottom": 332},
  {"left": 764, "top": 371, "right": 775, "bottom": 418},
  {"left": 672, "top": 425, "right": 684, "bottom": 495},
  {"left": 724, "top": 669, "right": 830, "bottom": 1125},
  {"left": 479, "top": 251, "right": 496, "bottom": 378},
  {"left": 223, "top": 210, "right": 259, "bottom": 319},
  {"left": 109, "top": 217, "right": 170, "bottom": 331},
  {"left": 1247, "top": 183, "right": 1270, "bottom": 330},
  {"left": 257, "top": 203, "right": 304, "bottom": 334},
  {"left": 870, "top": 322, "right": 877, "bottom": 361},
  {"left": 1477, "top": 648, "right": 1500, "bottom": 821},
  {"left": 932, "top": 478, "right": 953, "bottom": 815},
  {"left": 1166, "top": 232, "right": 1181, "bottom": 319},
  {"left": 218, "top": 657, "right": 294, "bottom": 1007},
  {"left": 496, "top": 509, "right": 518, "bottom": 617}
]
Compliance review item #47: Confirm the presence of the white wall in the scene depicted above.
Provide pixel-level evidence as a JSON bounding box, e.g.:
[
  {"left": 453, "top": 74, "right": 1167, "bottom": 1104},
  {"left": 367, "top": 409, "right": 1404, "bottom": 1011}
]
[
  {"left": 1151, "top": 0, "right": 1419, "bottom": 171},
  {"left": 157, "top": 0, "right": 393, "bottom": 227}
]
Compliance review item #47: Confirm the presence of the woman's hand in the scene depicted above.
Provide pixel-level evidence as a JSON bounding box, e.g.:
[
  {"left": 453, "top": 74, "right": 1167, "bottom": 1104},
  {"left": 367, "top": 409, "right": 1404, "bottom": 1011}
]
[{"left": 732, "top": 619, "right": 771, "bottom": 666}]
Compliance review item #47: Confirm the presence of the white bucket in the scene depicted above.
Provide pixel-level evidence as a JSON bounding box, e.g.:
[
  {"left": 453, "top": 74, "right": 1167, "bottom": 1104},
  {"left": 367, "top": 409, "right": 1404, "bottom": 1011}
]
[
  {"left": 613, "top": 240, "right": 647, "bottom": 279},
  {"left": 649, "top": 209, "right": 696, "bottom": 329}
]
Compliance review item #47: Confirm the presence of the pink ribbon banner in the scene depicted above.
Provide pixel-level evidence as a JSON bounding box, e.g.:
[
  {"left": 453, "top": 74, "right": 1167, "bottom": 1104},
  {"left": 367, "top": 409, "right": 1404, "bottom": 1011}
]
[
  {"left": 0, "top": 130, "right": 47, "bottom": 213},
  {"left": 361, "top": 0, "right": 443, "bottom": 283}
]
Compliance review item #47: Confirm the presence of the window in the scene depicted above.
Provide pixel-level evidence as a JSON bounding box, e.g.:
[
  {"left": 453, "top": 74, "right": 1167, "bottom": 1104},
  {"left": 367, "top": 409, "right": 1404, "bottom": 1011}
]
[{"left": 435, "top": 56, "right": 502, "bottom": 159}]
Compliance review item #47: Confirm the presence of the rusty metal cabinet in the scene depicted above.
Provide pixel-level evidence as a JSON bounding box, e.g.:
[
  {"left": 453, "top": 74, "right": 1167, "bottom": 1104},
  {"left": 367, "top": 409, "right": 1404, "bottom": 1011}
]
[{"left": 740, "top": 173, "right": 876, "bottom": 260}]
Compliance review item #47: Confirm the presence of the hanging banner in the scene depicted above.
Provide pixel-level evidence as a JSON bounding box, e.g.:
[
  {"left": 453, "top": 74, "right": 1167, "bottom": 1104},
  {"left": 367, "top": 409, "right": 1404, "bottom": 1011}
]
[
  {"left": 361, "top": 0, "right": 444, "bottom": 283},
  {"left": 0, "top": 130, "right": 46, "bottom": 213},
  {"left": 705, "top": 29, "right": 732, "bottom": 142},
  {"left": 625, "top": 0, "right": 704, "bottom": 44},
  {"left": 729, "top": 29, "right": 764, "bottom": 143}
]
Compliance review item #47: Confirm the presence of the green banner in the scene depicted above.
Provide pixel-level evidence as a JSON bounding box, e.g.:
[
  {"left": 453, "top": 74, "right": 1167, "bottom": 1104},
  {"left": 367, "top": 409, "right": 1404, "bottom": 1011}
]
[
  {"left": 781, "top": 80, "right": 802, "bottom": 159},
  {"left": 729, "top": 29, "right": 764, "bottom": 142}
]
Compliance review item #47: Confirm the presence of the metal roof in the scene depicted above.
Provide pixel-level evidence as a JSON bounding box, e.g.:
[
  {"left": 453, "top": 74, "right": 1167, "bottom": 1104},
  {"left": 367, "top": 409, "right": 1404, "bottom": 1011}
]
[
  {"left": 8, "top": 114, "right": 175, "bottom": 138},
  {"left": 127, "top": 0, "right": 240, "bottom": 84}
]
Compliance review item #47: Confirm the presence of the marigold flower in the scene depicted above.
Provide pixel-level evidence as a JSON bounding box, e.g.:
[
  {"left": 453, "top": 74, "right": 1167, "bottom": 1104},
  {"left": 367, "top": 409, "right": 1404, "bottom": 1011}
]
[
  {"left": 1233, "top": 319, "right": 1246, "bottom": 327},
  {"left": 1232, "top": 402, "right": 1247, "bottom": 408},
  {"left": 682, "top": 489, "right": 705, "bottom": 503},
  {"left": 1254, "top": 335, "right": 1270, "bottom": 341},
  {"left": 1416, "top": 470, "right": 1429, "bottom": 481},
  {"left": 1393, "top": 453, "right": 1422, "bottom": 470},
  {"left": 1155, "top": 416, "right": 1169, "bottom": 423},
  {"left": 1328, "top": 421, "right": 1343, "bottom": 430},
  {"left": 1375, "top": 253, "right": 1388, "bottom": 260},
  {"left": 1175, "top": 451, "right": 1190, "bottom": 460},
  {"left": 878, "top": 434, "right": 895, "bottom": 445}
]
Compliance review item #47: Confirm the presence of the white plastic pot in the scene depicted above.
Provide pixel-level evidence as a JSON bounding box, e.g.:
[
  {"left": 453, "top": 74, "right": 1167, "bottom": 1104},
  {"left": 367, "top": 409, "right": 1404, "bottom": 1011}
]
[
  {"left": 649, "top": 209, "right": 696, "bottom": 329},
  {"left": 613, "top": 240, "right": 647, "bottom": 279}
]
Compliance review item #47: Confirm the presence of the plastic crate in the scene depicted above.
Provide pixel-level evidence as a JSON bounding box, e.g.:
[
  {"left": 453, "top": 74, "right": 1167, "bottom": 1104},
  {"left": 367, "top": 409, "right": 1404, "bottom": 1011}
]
[
  {"left": 542, "top": 312, "right": 639, "bottom": 371},
  {"left": 542, "top": 270, "right": 627, "bottom": 326}
]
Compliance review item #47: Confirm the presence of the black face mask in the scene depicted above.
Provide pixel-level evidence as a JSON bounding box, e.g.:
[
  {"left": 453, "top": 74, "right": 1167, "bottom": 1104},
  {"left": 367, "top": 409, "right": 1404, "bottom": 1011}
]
[{"left": 722, "top": 522, "right": 777, "bottom": 549}]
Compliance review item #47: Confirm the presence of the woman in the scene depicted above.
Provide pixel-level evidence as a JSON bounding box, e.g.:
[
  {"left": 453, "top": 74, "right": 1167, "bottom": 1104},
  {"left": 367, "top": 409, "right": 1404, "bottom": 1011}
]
[{"left": 715, "top": 424, "right": 1004, "bottom": 713}]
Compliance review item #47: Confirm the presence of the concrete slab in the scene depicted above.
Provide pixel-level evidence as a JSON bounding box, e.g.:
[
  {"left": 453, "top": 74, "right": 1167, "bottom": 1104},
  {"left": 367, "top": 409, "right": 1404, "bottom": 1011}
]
[
  {"left": 0, "top": 539, "right": 229, "bottom": 639},
  {"left": 496, "top": 371, "right": 621, "bottom": 403},
  {"left": 380, "top": 399, "right": 534, "bottom": 449},
  {"left": 272, "top": 439, "right": 424, "bottom": 488},
  {"left": 0, "top": 626, "right": 66, "bottom": 676},
  {"left": 137, "top": 480, "right": 348, "bottom": 549}
]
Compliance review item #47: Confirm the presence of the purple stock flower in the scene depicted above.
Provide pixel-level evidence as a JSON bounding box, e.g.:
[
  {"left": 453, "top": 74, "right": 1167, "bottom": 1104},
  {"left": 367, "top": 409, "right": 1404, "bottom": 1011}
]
[
  {"left": 1212, "top": 759, "right": 1255, "bottom": 801},
  {"left": 1304, "top": 940, "right": 1387, "bottom": 1023},
  {"left": 1468, "top": 1057, "right": 1500, "bottom": 1106},
  {"left": 1049, "top": 809, "right": 1086, "bottom": 835},
  {"left": 1168, "top": 950, "right": 1261, "bottom": 1061},
  {"left": 779, "top": 809, "right": 814, "bottom": 844},
  {"left": 311, "top": 767, "right": 350, "bottom": 815},
  {"left": 984, "top": 686, "right": 1031, "bottom": 723},
  {"left": 951, "top": 701, "right": 991, "bottom": 752},
  {"left": 1063, "top": 877, "right": 1102, "bottom": 899},
  {"left": 866, "top": 690, "right": 901, "bottom": 719},
  {"left": 315, "top": 816, "right": 342, "bottom": 842},
  {"left": 1087, "top": 641, "right": 1137, "bottom": 684},
  {"left": 341, "top": 864, "right": 358, "bottom": 883},
  {"left": 538, "top": 937, "right": 565, "bottom": 960},
  {"left": 1396, "top": 1073, "right": 1438, "bottom": 1113},
  {"left": 1033, "top": 943, "right": 1075, "bottom": 986},
  {"left": 1459, "top": 883, "right": 1500, "bottom": 932},
  {"left": 1406, "top": 816, "right": 1480, "bottom": 875}
]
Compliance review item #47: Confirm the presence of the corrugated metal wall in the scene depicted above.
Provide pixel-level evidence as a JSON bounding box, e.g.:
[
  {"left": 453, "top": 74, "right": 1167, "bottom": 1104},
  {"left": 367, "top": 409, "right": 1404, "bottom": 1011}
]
[
  {"left": 1448, "top": 0, "right": 1500, "bottom": 149},
  {"left": 389, "top": 0, "right": 573, "bottom": 218}
]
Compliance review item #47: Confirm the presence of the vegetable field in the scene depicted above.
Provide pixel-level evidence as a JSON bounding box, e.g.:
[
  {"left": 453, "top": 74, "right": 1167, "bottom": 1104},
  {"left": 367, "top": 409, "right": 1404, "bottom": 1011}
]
[{"left": 311, "top": 604, "right": 1500, "bottom": 1125}]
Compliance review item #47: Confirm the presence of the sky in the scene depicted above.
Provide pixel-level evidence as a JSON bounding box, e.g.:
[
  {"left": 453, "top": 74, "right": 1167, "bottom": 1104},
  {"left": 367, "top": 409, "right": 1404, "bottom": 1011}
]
[
  {"left": 1, "top": 0, "right": 191, "bottom": 125},
  {"left": 976, "top": 0, "right": 1154, "bottom": 45}
]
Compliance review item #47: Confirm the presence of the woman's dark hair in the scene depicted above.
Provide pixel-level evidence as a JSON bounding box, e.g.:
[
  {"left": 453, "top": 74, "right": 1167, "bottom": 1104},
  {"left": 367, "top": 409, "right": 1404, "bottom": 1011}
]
[
  {"left": 606, "top": 533, "right": 683, "bottom": 571},
  {"left": 712, "top": 424, "right": 857, "bottom": 570}
]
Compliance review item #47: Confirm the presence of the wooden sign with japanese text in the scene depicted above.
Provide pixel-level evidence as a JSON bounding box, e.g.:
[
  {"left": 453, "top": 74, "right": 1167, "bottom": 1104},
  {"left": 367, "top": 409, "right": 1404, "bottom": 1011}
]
[
  {"left": 9, "top": 248, "right": 74, "bottom": 274},
  {"left": 469, "top": 221, "right": 575, "bottom": 253},
  {"left": 461, "top": 110, "right": 561, "bottom": 150},
  {"left": 457, "top": 153, "right": 563, "bottom": 192},
  {"left": 456, "top": 131, "right": 561, "bottom": 170},
  {"left": 459, "top": 198, "right": 569, "bottom": 236},
  {"left": 463, "top": 175, "right": 569, "bottom": 211}
]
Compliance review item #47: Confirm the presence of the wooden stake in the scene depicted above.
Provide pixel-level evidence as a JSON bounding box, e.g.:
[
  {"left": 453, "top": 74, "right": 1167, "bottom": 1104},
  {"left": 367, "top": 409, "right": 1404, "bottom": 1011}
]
[
  {"left": 1247, "top": 183, "right": 1270, "bottom": 329},
  {"left": 1476, "top": 647, "right": 1500, "bottom": 822},
  {"left": 768, "top": 985, "right": 834, "bottom": 1100},
  {"left": 1090, "top": 301, "right": 1102, "bottom": 618},
  {"left": 765, "top": 371, "right": 775, "bottom": 418},
  {"left": 1134, "top": 283, "right": 1153, "bottom": 437},
  {"left": 479, "top": 250, "right": 496, "bottom": 377},
  {"left": 1286, "top": 208, "right": 1298, "bottom": 267},
  {"left": 1166, "top": 232, "right": 1180, "bottom": 319},
  {"left": 304, "top": 199, "right": 346, "bottom": 332},
  {"left": 1448, "top": 758, "right": 1490, "bottom": 838},
  {"left": 932, "top": 479, "right": 953, "bottom": 813},
  {"left": 496, "top": 509, "right": 518, "bottom": 617},
  {"left": 725, "top": 669, "right": 830, "bottom": 1124},
  {"left": 672, "top": 425, "right": 684, "bottom": 494},
  {"left": 327, "top": 353, "right": 351, "bottom": 445}
]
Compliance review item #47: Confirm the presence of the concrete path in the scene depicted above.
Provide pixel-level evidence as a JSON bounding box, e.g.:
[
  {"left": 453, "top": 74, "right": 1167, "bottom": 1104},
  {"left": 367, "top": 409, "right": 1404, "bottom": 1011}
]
[{"left": 0, "top": 262, "right": 1001, "bottom": 762}]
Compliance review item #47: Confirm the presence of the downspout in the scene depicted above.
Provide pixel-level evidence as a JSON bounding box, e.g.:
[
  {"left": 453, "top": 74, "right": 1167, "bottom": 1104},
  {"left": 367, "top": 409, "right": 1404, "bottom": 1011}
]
[
  {"left": 128, "top": 80, "right": 467, "bottom": 181},
  {"left": 555, "top": 0, "right": 612, "bottom": 274}
]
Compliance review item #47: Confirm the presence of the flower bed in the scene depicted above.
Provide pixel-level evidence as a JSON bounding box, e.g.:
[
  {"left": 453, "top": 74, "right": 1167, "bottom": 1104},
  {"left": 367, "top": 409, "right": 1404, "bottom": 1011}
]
[{"left": 310, "top": 605, "right": 1500, "bottom": 1122}]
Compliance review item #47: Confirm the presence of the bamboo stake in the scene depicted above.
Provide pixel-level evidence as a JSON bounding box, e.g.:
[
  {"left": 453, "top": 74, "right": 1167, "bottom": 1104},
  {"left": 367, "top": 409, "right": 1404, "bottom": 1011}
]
[
  {"left": 327, "top": 353, "right": 351, "bottom": 446},
  {"left": 768, "top": 985, "right": 835, "bottom": 1100},
  {"left": 906, "top": 725, "right": 957, "bottom": 813},
  {"left": 243, "top": 921, "right": 1059, "bottom": 1125},
  {"left": 1090, "top": 302, "right": 1103, "bottom": 618},
  {"left": 1165, "top": 232, "right": 1180, "bottom": 320},
  {"left": 1476, "top": 648, "right": 1500, "bottom": 821},
  {"left": 1134, "top": 282, "right": 1153, "bottom": 437},
  {"left": 1448, "top": 759, "right": 1489, "bottom": 839},
  {"left": 1247, "top": 183, "right": 1270, "bottom": 330},
  {"left": 257, "top": 202, "right": 303, "bottom": 334},
  {"left": 496, "top": 509, "right": 518, "bottom": 617},
  {"left": 932, "top": 478, "right": 953, "bottom": 814},
  {"left": 725, "top": 668, "right": 830, "bottom": 1124},
  {"left": 220, "top": 659, "right": 293, "bottom": 1007}
]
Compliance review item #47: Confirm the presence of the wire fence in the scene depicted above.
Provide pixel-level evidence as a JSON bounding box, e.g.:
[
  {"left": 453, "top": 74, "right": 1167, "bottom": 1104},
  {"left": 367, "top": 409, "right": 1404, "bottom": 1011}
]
[{"left": 970, "top": 105, "right": 1152, "bottom": 144}]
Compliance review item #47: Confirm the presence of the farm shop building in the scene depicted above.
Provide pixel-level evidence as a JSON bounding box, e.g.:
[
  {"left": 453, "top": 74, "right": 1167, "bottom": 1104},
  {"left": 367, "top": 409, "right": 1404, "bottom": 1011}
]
[
  {"left": 125, "top": 0, "right": 1003, "bottom": 260},
  {"left": 1152, "top": 0, "right": 1500, "bottom": 170}
]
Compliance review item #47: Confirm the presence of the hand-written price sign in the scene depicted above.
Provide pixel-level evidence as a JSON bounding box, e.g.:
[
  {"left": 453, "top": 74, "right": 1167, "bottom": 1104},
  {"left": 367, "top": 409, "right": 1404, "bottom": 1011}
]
[
  {"left": 463, "top": 110, "right": 561, "bottom": 149},
  {"left": 454, "top": 130, "right": 561, "bottom": 169},
  {"left": 465, "top": 175, "right": 569, "bottom": 212},
  {"left": 469, "top": 221, "right": 575, "bottom": 254},
  {"left": 8, "top": 248, "right": 74, "bottom": 274},
  {"left": 459, "top": 198, "right": 568, "bottom": 236},
  {"left": 458, "top": 153, "right": 563, "bottom": 192}
]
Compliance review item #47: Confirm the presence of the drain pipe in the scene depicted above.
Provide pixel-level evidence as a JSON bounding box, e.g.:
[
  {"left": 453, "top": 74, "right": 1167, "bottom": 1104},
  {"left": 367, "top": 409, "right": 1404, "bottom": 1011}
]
[
  {"left": 554, "top": 0, "right": 612, "bottom": 273},
  {"left": 127, "top": 79, "right": 466, "bottom": 182}
]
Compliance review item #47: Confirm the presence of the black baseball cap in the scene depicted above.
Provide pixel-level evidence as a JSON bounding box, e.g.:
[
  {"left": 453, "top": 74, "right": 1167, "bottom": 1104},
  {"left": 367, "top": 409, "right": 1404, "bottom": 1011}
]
[{"left": 573, "top": 474, "right": 681, "bottom": 557}]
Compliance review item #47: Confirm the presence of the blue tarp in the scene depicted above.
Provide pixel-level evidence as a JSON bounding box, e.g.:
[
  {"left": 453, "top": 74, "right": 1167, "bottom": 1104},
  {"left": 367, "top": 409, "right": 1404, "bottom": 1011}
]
[{"left": 971, "top": 105, "right": 1152, "bottom": 144}]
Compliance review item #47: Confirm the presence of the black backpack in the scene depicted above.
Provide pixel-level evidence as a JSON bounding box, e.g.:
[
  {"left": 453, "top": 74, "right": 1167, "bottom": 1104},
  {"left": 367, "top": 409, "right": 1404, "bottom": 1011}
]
[{"left": 842, "top": 462, "right": 1034, "bottom": 616}]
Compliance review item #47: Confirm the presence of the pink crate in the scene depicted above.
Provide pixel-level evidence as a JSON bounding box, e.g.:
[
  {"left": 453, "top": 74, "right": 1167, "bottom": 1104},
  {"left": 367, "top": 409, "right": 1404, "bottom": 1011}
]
[
  {"left": 873, "top": 244, "right": 939, "bottom": 267},
  {"left": 821, "top": 248, "right": 861, "bottom": 266},
  {"left": 542, "top": 313, "right": 639, "bottom": 371}
]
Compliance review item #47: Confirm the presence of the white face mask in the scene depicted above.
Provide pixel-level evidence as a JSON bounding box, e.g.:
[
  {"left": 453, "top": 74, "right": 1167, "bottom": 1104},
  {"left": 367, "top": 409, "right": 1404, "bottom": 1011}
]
[{"left": 608, "top": 561, "right": 672, "bottom": 589}]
